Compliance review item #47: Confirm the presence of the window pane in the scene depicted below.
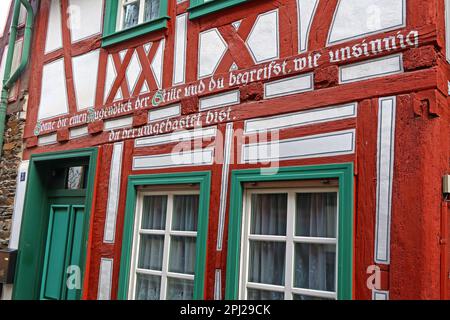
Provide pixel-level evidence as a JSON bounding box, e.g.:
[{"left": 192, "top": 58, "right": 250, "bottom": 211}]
[
  {"left": 296, "top": 193, "right": 337, "bottom": 238},
  {"left": 122, "top": 2, "right": 140, "bottom": 29},
  {"left": 247, "top": 289, "right": 284, "bottom": 300},
  {"left": 141, "top": 195, "right": 167, "bottom": 230},
  {"left": 138, "top": 235, "right": 164, "bottom": 271},
  {"left": 166, "top": 278, "right": 194, "bottom": 300},
  {"left": 169, "top": 236, "right": 196, "bottom": 274},
  {"left": 135, "top": 274, "right": 161, "bottom": 300},
  {"left": 294, "top": 243, "right": 336, "bottom": 292},
  {"left": 293, "top": 294, "right": 334, "bottom": 300},
  {"left": 251, "top": 194, "right": 287, "bottom": 236},
  {"left": 67, "top": 166, "right": 85, "bottom": 190},
  {"left": 172, "top": 195, "right": 199, "bottom": 232},
  {"left": 248, "top": 241, "right": 285, "bottom": 286},
  {"left": 144, "top": 0, "right": 160, "bottom": 22}
]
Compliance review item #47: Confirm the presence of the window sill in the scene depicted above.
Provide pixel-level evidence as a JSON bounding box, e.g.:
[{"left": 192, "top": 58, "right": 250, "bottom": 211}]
[
  {"left": 188, "top": 0, "right": 248, "bottom": 19},
  {"left": 102, "top": 16, "right": 170, "bottom": 48}
]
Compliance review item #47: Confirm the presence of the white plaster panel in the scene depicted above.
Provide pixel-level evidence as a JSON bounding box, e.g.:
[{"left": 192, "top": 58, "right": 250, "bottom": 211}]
[
  {"left": 151, "top": 39, "right": 165, "bottom": 89},
  {"left": 45, "top": 0, "right": 63, "bottom": 54},
  {"left": 38, "top": 133, "right": 57, "bottom": 146},
  {"left": 126, "top": 50, "right": 142, "bottom": 94},
  {"left": 68, "top": 0, "right": 103, "bottom": 43},
  {"left": 198, "top": 29, "right": 228, "bottom": 79},
  {"left": 264, "top": 73, "right": 314, "bottom": 99},
  {"left": 339, "top": 54, "right": 403, "bottom": 84},
  {"left": 148, "top": 104, "right": 181, "bottom": 122},
  {"left": 104, "top": 142, "right": 123, "bottom": 243},
  {"left": 72, "top": 50, "right": 100, "bottom": 111},
  {"left": 245, "top": 103, "right": 357, "bottom": 134},
  {"left": 173, "top": 14, "right": 187, "bottom": 85},
  {"left": 328, "top": 0, "right": 405, "bottom": 45},
  {"left": 375, "top": 97, "right": 396, "bottom": 264},
  {"left": 69, "top": 125, "right": 88, "bottom": 139},
  {"left": 135, "top": 127, "right": 217, "bottom": 148},
  {"left": 199, "top": 90, "right": 240, "bottom": 111},
  {"left": 297, "top": 0, "right": 319, "bottom": 52},
  {"left": 38, "top": 58, "right": 69, "bottom": 120},
  {"left": 97, "top": 258, "right": 113, "bottom": 300},
  {"left": 104, "top": 116, "right": 133, "bottom": 130},
  {"left": 9, "top": 161, "right": 30, "bottom": 250},
  {"left": 242, "top": 129, "right": 355, "bottom": 163},
  {"left": 133, "top": 148, "right": 214, "bottom": 170},
  {"left": 246, "top": 10, "right": 279, "bottom": 63}
]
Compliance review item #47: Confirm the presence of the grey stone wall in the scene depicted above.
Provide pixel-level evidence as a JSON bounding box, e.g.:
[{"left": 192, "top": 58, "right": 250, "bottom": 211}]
[{"left": 0, "top": 111, "right": 25, "bottom": 248}]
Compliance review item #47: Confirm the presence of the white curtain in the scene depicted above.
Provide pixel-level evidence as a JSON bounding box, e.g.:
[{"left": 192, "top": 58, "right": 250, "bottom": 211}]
[
  {"left": 144, "top": 0, "right": 160, "bottom": 21},
  {"left": 294, "top": 193, "right": 337, "bottom": 292},
  {"left": 248, "top": 194, "right": 287, "bottom": 293}
]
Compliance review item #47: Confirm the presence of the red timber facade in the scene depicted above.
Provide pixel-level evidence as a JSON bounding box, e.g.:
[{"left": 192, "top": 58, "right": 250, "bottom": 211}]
[{"left": 1, "top": 0, "right": 450, "bottom": 300}]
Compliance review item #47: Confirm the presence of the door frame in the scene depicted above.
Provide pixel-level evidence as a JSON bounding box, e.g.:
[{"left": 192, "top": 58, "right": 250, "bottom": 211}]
[{"left": 13, "top": 148, "right": 98, "bottom": 300}]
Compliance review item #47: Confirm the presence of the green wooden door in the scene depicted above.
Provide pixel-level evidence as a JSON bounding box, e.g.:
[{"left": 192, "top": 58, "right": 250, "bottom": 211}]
[{"left": 40, "top": 193, "right": 86, "bottom": 300}]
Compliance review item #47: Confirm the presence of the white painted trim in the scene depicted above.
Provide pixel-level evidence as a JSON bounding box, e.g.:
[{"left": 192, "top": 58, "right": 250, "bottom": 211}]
[
  {"left": 216, "top": 123, "right": 234, "bottom": 251},
  {"left": 133, "top": 148, "right": 214, "bottom": 170},
  {"left": 214, "top": 269, "right": 222, "bottom": 300},
  {"left": 374, "top": 97, "right": 396, "bottom": 264},
  {"left": 244, "top": 103, "right": 357, "bottom": 134},
  {"left": 264, "top": 73, "right": 314, "bottom": 99},
  {"left": 103, "top": 142, "right": 124, "bottom": 243},
  {"left": 97, "top": 258, "right": 114, "bottom": 300},
  {"left": 199, "top": 90, "right": 240, "bottom": 111},
  {"left": 242, "top": 129, "right": 356, "bottom": 163},
  {"left": 339, "top": 54, "right": 403, "bottom": 84},
  {"left": 135, "top": 126, "right": 217, "bottom": 148}
]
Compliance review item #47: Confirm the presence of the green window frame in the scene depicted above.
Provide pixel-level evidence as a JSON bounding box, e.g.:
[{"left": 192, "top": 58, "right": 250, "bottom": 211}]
[
  {"left": 117, "top": 171, "right": 211, "bottom": 300},
  {"left": 188, "top": 0, "right": 250, "bottom": 19},
  {"left": 225, "top": 163, "right": 354, "bottom": 300},
  {"left": 102, "top": 0, "right": 170, "bottom": 47}
]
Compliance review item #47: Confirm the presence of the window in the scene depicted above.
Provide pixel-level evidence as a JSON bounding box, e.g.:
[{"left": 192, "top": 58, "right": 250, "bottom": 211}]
[
  {"left": 118, "top": 0, "right": 161, "bottom": 31},
  {"left": 118, "top": 172, "right": 211, "bottom": 300},
  {"left": 102, "top": 0, "right": 169, "bottom": 47},
  {"left": 240, "top": 187, "right": 338, "bottom": 300},
  {"left": 129, "top": 190, "right": 200, "bottom": 300},
  {"left": 188, "top": 0, "right": 249, "bottom": 19},
  {"left": 225, "top": 164, "right": 353, "bottom": 300}
]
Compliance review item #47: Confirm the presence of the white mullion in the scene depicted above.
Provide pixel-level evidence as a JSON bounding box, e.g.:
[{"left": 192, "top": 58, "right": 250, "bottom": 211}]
[
  {"left": 167, "top": 272, "right": 195, "bottom": 281},
  {"left": 247, "top": 234, "right": 286, "bottom": 242},
  {"left": 136, "top": 268, "right": 163, "bottom": 277},
  {"left": 291, "top": 287, "right": 337, "bottom": 300},
  {"left": 246, "top": 282, "right": 285, "bottom": 292},
  {"left": 139, "top": 229, "right": 165, "bottom": 235},
  {"left": 169, "top": 230, "right": 197, "bottom": 237},
  {"left": 284, "top": 191, "right": 295, "bottom": 300},
  {"left": 160, "top": 194, "right": 174, "bottom": 299},
  {"left": 293, "top": 237, "right": 337, "bottom": 245},
  {"left": 138, "top": 0, "right": 146, "bottom": 24}
]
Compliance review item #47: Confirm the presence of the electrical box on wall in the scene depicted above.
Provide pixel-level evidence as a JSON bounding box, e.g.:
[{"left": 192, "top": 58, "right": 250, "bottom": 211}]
[
  {"left": 0, "top": 249, "right": 18, "bottom": 284},
  {"left": 443, "top": 175, "right": 450, "bottom": 194}
]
